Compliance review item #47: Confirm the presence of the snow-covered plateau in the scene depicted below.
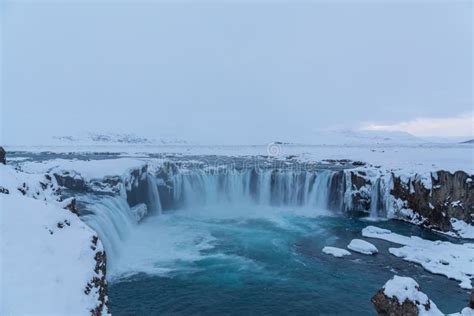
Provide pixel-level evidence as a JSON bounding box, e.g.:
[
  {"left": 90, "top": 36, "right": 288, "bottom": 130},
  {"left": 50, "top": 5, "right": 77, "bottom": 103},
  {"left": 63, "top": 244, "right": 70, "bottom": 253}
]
[{"left": 1, "top": 142, "right": 473, "bottom": 315}]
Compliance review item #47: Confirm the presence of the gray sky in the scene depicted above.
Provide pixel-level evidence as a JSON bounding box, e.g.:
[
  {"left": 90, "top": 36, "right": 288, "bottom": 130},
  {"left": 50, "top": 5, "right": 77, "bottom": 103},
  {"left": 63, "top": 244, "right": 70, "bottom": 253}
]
[{"left": 1, "top": 0, "right": 472, "bottom": 145}]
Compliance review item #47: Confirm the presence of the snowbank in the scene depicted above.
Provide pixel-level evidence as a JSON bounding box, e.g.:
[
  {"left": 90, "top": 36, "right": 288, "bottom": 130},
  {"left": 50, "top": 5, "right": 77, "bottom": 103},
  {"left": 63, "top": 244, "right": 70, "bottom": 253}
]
[
  {"left": 322, "top": 246, "right": 351, "bottom": 257},
  {"left": 347, "top": 239, "right": 378, "bottom": 255},
  {"left": 362, "top": 226, "right": 474, "bottom": 289}
]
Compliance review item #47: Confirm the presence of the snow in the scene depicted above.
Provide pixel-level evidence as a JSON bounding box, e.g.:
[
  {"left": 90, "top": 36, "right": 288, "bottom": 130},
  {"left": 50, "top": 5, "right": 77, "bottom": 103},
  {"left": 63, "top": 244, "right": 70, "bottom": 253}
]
[
  {"left": 457, "top": 308, "right": 474, "bottom": 316},
  {"left": 322, "top": 246, "right": 351, "bottom": 257},
  {"left": 450, "top": 219, "right": 474, "bottom": 239},
  {"left": 20, "top": 158, "right": 147, "bottom": 181},
  {"left": 347, "top": 239, "right": 378, "bottom": 255},
  {"left": 382, "top": 276, "right": 443, "bottom": 316},
  {"left": 362, "top": 226, "right": 474, "bottom": 289},
  {"left": 0, "top": 165, "right": 107, "bottom": 314}
]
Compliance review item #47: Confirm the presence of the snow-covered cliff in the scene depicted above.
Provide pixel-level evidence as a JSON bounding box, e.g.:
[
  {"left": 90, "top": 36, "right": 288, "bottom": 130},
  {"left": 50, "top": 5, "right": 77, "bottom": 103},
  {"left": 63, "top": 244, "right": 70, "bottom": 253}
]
[{"left": 0, "top": 164, "right": 109, "bottom": 315}]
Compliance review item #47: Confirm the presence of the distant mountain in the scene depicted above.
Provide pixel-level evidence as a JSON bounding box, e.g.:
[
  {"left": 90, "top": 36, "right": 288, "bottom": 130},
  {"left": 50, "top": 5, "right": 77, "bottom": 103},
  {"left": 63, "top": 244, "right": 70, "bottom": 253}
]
[
  {"left": 307, "top": 129, "right": 426, "bottom": 145},
  {"left": 460, "top": 139, "right": 474, "bottom": 144},
  {"left": 52, "top": 133, "right": 189, "bottom": 145}
]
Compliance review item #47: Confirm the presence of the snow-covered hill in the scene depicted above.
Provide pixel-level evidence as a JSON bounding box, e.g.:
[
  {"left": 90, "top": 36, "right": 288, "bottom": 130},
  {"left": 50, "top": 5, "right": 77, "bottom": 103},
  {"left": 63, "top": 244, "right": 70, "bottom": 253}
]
[
  {"left": 52, "top": 132, "right": 188, "bottom": 146},
  {"left": 307, "top": 129, "right": 426, "bottom": 145}
]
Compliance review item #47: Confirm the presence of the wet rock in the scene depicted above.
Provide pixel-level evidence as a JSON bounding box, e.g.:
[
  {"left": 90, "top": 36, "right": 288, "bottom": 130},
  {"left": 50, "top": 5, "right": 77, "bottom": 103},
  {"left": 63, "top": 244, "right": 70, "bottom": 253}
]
[{"left": 0, "top": 146, "right": 5, "bottom": 164}]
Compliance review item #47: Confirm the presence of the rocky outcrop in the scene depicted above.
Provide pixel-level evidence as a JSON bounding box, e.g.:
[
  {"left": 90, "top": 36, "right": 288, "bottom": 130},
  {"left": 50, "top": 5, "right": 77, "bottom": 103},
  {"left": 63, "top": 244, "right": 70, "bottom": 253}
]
[
  {"left": 0, "top": 146, "right": 5, "bottom": 164},
  {"left": 87, "top": 236, "right": 108, "bottom": 315},
  {"left": 372, "top": 289, "right": 420, "bottom": 316},
  {"left": 372, "top": 276, "right": 441, "bottom": 316},
  {"left": 344, "top": 170, "right": 371, "bottom": 211},
  {"left": 391, "top": 171, "right": 474, "bottom": 233},
  {"left": 373, "top": 276, "right": 474, "bottom": 316}
]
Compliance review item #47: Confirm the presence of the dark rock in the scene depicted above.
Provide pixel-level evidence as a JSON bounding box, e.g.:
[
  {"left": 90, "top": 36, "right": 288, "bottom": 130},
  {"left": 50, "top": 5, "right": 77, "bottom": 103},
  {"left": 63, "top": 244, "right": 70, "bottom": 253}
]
[
  {"left": 372, "top": 288, "right": 420, "bottom": 316},
  {"left": 0, "top": 146, "right": 5, "bottom": 164},
  {"left": 54, "top": 173, "right": 87, "bottom": 191},
  {"left": 63, "top": 198, "right": 79, "bottom": 215},
  {"left": 470, "top": 292, "right": 474, "bottom": 309},
  {"left": 351, "top": 171, "right": 370, "bottom": 190},
  {"left": 86, "top": 241, "right": 109, "bottom": 316},
  {"left": 391, "top": 171, "right": 474, "bottom": 233},
  {"left": 346, "top": 171, "right": 371, "bottom": 211}
]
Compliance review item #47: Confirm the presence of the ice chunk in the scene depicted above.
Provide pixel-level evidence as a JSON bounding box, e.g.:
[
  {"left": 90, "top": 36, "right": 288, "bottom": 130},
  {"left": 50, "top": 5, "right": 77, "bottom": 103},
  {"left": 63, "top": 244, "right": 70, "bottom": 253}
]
[
  {"left": 322, "top": 246, "right": 351, "bottom": 258},
  {"left": 347, "top": 239, "right": 378, "bottom": 255}
]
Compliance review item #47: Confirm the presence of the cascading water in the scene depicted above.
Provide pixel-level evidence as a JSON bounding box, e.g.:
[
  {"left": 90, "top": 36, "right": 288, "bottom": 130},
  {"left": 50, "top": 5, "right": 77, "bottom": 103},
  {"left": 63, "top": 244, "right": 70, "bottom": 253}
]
[
  {"left": 79, "top": 165, "right": 350, "bottom": 274},
  {"left": 146, "top": 175, "right": 163, "bottom": 215},
  {"left": 80, "top": 195, "right": 136, "bottom": 262},
  {"left": 369, "top": 178, "right": 380, "bottom": 218},
  {"left": 169, "top": 168, "right": 336, "bottom": 210}
]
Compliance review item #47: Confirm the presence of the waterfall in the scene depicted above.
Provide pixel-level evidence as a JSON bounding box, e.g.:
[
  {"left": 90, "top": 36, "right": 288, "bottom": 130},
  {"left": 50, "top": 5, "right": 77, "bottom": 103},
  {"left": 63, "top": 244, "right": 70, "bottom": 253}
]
[
  {"left": 80, "top": 195, "right": 136, "bottom": 262},
  {"left": 146, "top": 175, "right": 162, "bottom": 215},
  {"left": 78, "top": 166, "right": 360, "bottom": 268},
  {"left": 168, "top": 168, "right": 336, "bottom": 210},
  {"left": 308, "top": 171, "right": 332, "bottom": 209},
  {"left": 369, "top": 178, "right": 381, "bottom": 218}
]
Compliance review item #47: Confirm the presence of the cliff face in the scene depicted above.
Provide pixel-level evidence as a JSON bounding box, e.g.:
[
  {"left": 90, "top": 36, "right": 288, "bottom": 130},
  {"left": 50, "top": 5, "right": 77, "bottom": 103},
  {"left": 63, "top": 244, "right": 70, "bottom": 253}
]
[
  {"left": 390, "top": 170, "right": 473, "bottom": 233},
  {"left": 342, "top": 168, "right": 473, "bottom": 237}
]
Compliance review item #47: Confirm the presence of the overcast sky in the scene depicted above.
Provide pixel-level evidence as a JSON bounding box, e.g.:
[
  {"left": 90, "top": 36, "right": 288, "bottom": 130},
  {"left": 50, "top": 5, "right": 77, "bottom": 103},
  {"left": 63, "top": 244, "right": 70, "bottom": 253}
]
[{"left": 1, "top": 0, "right": 472, "bottom": 145}]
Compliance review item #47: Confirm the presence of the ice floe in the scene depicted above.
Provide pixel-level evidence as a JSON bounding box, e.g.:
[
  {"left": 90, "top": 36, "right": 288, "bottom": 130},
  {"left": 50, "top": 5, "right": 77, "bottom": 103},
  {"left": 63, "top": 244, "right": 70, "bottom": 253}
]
[
  {"left": 322, "top": 246, "right": 351, "bottom": 258},
  {"left": 347, "top": 239, "right": 378, "bottom": 255}
]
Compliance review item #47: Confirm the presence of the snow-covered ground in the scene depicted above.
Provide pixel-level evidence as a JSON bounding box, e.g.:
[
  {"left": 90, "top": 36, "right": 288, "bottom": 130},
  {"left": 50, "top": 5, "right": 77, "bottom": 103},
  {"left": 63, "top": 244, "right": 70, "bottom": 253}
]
[
  {"left": 0, "top": 164, "right": 108, "bottom": 315},
  {"left": 362, "top": 226, "right": 474, "bottom": 289}
]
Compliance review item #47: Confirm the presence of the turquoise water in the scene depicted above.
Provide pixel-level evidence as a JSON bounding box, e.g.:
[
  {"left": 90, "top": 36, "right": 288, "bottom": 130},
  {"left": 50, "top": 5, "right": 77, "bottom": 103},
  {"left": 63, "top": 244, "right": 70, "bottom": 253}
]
[{"left": 108, "top": 207, "right": 469, "bottom": 315}]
